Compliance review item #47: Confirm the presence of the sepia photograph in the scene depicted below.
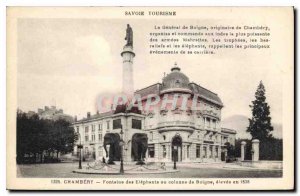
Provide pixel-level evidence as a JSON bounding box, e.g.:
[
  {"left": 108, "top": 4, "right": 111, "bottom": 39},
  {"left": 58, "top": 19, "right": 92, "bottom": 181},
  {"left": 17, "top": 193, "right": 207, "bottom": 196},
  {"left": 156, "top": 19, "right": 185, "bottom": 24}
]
[{"left": 6, "top": 6, "right": 294, "bottom": 190}]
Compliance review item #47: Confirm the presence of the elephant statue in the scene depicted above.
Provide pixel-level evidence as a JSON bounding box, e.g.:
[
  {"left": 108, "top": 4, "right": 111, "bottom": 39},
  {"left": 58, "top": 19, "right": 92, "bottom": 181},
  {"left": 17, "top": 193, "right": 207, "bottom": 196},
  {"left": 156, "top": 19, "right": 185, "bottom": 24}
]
[
  {"left": 103, "top": 133, "right": 121, "bottom": 164},
  {"left": 131, "top": 133, "right": 148, "bottom": 165}
]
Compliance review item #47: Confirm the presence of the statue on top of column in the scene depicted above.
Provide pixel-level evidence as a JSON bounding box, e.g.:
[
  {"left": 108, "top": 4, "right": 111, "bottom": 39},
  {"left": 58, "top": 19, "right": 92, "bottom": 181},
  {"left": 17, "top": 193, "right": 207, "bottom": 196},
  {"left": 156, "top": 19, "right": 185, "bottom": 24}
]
[{"left": 125, "top": 24, "right": 133, "bottom": 47}]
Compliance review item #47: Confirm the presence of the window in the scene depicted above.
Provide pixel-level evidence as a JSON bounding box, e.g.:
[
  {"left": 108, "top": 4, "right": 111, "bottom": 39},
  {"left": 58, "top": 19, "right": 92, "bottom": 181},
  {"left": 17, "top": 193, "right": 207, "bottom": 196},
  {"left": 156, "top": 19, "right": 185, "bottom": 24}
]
[
  {"left": 85, "top": 147, "right": 89, "bottom": 154},
  {"left": 92, "top": 134, "right": 95, "bottom": 141},
  {"left": 98, "top": 133, "right": 102, "bottom": 141},
  {"left": 150, "top": 131, "right": 154, "bottom": 141},
  {"left": 132, "top": 119, "right": 142, "bottom": 129},
  {"left": 106, "top": 121, "right": 110, "bottom": 129},
  {"left": 163, "top": 135, "right": 166, "bottom": 140},
  {"left": 215, "top": 147, "right": 219, "bottom": 158},
  {"left": 213, "top": 120, "right": 216, "bottom": 129},
  {"left": 162, "top": 145, "right": 166, "bottom": 158},
  {"left": 85, "top": 135, "right": 89, "bottom": 142},
  {"left": 209, "top": 146, "right": 213, "bottom": 158},
  {"left": 196, "top": 145, "right": 200, "bottom": 158},
  {"left": 98, "top": 123, "right": 102, "bottom": 131},
  {"left": 148, "top": 145, "right": 155, "bottom": 158},
  {"left": 224, "top": 137, "right": 228, "bottom": 143},
  {"left": 85, "top": 126, "right": 89, "bottom": 134},
  {"left": 92, "top": 125, "right": 95, "bottom": 132},
  {"left": 187, "top": 145, "right": 190, "bottom": 158},
  {"left": 203, "top": 146, "right": 207, "bottom": 158},
  {"left": 113, "top": 119, "right": 122, "bottom": 129}
]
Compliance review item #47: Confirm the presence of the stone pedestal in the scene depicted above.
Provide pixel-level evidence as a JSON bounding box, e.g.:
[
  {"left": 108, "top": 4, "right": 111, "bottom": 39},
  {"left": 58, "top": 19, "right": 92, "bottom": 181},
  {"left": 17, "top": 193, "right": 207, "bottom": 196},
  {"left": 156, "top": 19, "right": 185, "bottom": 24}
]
[
  {"left": 241, "top": 141, "right": 246, "bottom": 161},
  {"left": 252, "top": 139, "right": 260, "bottom": 161}
]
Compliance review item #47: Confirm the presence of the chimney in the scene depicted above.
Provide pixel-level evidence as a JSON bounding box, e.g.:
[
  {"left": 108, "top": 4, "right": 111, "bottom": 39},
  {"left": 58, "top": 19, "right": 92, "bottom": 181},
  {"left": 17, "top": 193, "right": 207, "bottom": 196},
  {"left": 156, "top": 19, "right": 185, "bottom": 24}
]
[
  {"left": 87, "top": 112, "right": 91, "bottom": 118},
  {"left": 38, "top": 108, "right": 43, "bottom": 114}
]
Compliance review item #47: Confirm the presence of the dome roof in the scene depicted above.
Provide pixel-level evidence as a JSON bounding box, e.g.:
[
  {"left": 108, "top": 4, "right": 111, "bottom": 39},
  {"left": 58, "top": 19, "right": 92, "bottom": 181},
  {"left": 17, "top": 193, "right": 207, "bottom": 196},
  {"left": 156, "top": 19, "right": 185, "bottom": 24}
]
[{"left": 161, "top": 64, "right": 192, "bottom": 94}]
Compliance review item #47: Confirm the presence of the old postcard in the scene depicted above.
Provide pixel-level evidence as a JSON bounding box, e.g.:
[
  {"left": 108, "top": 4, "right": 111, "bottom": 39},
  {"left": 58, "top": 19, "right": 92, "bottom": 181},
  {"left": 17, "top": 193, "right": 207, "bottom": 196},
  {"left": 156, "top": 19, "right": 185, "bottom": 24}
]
[{"left": 6, "top": 7, "right": 294, "bottom": 190}]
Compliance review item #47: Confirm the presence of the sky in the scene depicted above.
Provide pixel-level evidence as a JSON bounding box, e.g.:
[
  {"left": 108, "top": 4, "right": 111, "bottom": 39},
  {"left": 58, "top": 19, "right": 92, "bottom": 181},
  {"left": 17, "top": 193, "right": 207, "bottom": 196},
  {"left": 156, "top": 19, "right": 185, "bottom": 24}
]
[{"left": 17, "top": 18, "right": 284, "bottom": 124}]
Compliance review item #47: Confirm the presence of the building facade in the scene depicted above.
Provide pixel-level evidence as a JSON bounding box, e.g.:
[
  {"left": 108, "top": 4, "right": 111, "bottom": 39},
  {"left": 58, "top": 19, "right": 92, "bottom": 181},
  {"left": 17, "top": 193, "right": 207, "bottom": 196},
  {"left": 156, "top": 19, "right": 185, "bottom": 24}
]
[
  {"left": 73, "top": 66, "right": 236, "bottom": 163},
  {"left": 21, "top": 106, "right": 73, "bottom": 122}
]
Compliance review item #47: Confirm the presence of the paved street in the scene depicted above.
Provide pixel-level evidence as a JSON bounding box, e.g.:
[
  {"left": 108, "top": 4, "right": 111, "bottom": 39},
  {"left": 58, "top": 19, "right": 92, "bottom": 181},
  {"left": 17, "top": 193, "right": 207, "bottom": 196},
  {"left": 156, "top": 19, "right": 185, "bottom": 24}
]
[{"left": 17, "top": 162, "right": 282, "bottom": 178}]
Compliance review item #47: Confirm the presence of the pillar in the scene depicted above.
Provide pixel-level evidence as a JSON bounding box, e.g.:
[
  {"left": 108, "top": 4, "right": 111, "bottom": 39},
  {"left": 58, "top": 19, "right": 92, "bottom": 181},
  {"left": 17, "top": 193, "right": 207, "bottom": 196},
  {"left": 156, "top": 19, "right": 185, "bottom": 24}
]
[
  {"left": 218, "top": 145, "right": 221, "bottom": 161},
  {"left": 182, "top": 145, "right": 186, "bottom": 161},
  {"left": 212, "top": 145, "right": 215, "bottom": 159},
  {"left": 168, "top": 144, "right": 172, "bottom": 161},
  {"left": 252, "top": 139, "right": 260, "bottom": 161},
  {"left": 154, "top": 144, "right": 159, "bottom": 161},
  {"left": 190, "top": 143, "right": 196, "bottom": 160},
  {"left": 206, "top": 145, "right": 209, "bottom": 158},
  {"left": 121, "top": 45, "right": 135, "bottom": 95},
  {"left": 241, "top": 141, "right": 246, "bottom": 161}
]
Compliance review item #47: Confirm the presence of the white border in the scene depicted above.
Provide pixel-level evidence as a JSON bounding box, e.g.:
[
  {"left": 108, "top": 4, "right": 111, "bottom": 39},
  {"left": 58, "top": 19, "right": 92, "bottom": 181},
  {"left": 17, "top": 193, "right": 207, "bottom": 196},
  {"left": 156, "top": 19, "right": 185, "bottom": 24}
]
[{"left": 1, "top": 1, "right": 298, "bottom": 195}]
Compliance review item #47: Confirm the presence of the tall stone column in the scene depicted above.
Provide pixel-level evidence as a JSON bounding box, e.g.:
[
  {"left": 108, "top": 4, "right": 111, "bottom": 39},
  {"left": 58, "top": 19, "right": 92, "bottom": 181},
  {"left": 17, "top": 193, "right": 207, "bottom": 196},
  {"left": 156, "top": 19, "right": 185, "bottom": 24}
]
[
  {"left": 252, "top": 139, "right": 260, "bottom": 161},
  {"left": 212, "top": 145, "right": 215, "bottom": 160},
  {"left": 121, "top": 46, "right": 135, "bottom": 95},
  {"left": 241, "top": 141, "right": 246, "bottom": 161}
]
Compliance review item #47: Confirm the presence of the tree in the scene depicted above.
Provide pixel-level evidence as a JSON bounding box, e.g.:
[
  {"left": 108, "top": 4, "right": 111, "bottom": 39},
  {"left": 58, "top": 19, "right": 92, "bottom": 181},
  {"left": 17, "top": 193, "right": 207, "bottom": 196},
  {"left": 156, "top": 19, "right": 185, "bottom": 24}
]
[
  {"left": 17, "top": 110, "right": 75, "bottom": 164},
  {"left": 51, "top": 119, "right": 75, "bottom": 158},
  {"left": 247, "top": 81, "right": 273, "bottom": 141}
]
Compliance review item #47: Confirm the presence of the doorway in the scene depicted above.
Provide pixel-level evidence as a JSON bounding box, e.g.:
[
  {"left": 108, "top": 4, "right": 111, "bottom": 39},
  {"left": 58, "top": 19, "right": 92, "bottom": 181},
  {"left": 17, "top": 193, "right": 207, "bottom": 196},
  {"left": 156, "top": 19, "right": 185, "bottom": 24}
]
[{"left": 171, "top": 135, "right": 182, "bottom": 162}]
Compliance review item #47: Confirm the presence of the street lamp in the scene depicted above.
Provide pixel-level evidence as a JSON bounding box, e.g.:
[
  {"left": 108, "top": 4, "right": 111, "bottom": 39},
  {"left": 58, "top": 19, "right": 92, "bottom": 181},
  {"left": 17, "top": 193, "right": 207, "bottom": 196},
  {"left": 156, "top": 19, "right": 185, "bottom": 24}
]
[
  {"left": 76, "top": 132, "right": 83, "bottom": 169},
  {"left": 173, "top": 146, "right": 177, "bottom": 170},
  {"left": 119, "top": 125, "right": 125, "bottom": 174}
]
